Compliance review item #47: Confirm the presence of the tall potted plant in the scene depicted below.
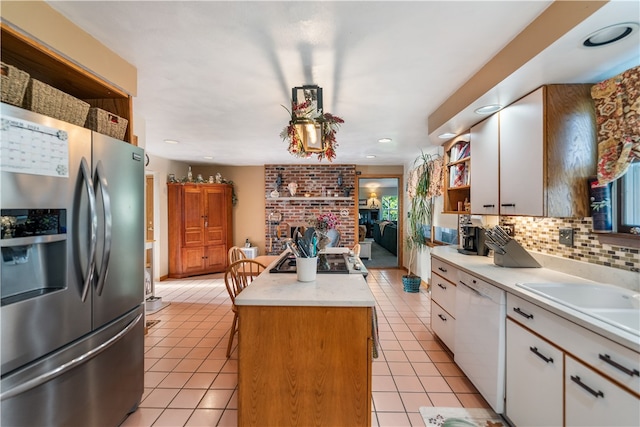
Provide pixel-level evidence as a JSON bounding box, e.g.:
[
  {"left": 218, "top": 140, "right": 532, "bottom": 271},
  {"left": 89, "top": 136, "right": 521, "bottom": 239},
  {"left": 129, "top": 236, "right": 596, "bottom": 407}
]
[{"left": 404, "top": 151, "right": 438, "bottom": 292}]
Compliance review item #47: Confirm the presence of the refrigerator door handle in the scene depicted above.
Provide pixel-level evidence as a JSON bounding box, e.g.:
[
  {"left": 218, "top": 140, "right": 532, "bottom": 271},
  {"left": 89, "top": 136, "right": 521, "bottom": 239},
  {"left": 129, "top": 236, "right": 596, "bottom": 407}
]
[
  {"left": 0, "top": 312, "right": 143, "bottom": 401},
  {"left": 80, "top": 157, "right": 98, "bottom": 302},
  {"left": 94, "top": 161, "right": 113, "bottom": 296}
]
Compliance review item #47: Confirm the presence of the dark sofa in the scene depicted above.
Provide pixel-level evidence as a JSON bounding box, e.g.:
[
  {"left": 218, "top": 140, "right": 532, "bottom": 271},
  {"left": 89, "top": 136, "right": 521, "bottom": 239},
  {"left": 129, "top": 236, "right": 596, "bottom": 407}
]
[{"left": 372, "top": 221, "right": 397, "bottom": 255}]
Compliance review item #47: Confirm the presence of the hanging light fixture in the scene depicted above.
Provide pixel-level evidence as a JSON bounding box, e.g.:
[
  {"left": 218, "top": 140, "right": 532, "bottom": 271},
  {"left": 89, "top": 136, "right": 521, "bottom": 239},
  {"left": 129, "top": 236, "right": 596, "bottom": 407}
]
[
  {"left": 281, "top": 85, "right": 344, "bottom": 162},
  {"left": 291, "top": 85, "right": 324, "bottom": 152}
]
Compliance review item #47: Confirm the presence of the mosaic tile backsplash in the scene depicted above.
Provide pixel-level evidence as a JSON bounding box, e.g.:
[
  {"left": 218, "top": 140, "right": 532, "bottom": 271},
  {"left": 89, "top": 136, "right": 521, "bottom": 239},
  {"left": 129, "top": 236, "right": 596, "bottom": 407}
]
[{"left": 500, "top": 216, "right": 639, "bottom": 273}]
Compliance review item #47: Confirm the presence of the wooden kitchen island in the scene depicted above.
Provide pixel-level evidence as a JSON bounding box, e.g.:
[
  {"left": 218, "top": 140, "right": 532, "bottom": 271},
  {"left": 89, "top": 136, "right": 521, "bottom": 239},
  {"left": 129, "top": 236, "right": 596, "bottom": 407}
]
[{"left": 235, "top": 255, "right": 375, "bottom": 427}]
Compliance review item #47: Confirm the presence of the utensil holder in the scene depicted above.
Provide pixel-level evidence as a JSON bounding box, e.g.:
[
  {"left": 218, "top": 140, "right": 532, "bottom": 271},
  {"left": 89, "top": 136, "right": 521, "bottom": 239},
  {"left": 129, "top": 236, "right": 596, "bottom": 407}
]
[
  {"left": 493, "top": 240, "right": 541, "bottom": 268},
  {"left": 296, "top": 256, "right": 318, "bottom": 282}
]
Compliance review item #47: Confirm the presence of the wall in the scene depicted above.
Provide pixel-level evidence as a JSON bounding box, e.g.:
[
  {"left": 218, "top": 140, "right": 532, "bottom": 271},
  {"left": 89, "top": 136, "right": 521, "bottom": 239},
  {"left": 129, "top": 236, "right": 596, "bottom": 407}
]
[
  {"left": 144, "top": 155, "right": 188, "bottom": 278},
  {"left": 192, "top": 165, "right": 266, "bottom": 254},
  {"left": 501, "top": 216, "right": 639, "bottom": 273},
  {"left": 264, "top": 164, "right": 357, "bottom": 255},
  {"left": 1, "top": 1, "right": 137, "bottom": 95}
]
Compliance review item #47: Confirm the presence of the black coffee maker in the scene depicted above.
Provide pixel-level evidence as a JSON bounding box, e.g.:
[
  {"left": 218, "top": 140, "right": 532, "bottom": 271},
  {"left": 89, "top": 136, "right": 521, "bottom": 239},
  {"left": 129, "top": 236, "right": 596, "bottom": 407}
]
[{"left": 457, "top": 224, "right": 489, "bottom": 256}]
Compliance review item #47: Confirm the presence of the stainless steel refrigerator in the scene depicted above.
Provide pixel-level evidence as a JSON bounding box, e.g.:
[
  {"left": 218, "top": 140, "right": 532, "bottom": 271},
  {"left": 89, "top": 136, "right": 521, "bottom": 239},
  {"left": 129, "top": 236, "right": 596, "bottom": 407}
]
[{"left": 0, "top": 103, "right": 144, "bottom": 426}]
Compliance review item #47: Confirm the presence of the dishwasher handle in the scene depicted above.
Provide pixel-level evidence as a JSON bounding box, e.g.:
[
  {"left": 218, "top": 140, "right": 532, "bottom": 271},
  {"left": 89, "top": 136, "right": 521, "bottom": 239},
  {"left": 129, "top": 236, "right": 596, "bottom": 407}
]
[{"left": 459, "top": 280, "right": 490, "bottom": 299}]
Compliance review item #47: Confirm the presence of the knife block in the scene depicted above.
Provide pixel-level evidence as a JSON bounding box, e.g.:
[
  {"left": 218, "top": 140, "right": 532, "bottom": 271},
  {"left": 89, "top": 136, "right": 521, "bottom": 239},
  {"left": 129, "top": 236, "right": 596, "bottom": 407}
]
[{"left": 493, "top": 240, "right": 541, "bottom": 268}]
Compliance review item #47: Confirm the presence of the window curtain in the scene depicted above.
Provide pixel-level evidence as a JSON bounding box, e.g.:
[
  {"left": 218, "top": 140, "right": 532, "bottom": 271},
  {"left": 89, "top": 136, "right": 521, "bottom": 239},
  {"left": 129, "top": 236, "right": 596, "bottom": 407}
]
[{"left": 590, "top": 65, "right": 640, "bottom": 185}]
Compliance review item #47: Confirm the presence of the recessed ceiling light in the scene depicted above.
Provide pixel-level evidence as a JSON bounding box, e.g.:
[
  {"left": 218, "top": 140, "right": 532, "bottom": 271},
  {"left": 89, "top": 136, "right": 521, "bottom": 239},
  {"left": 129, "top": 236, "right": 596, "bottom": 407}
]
[
  {"left": 474, "top": 104, "right": 502, "bottom": 115},
  {"left": 378, "top": 138, "right": 392, "bottom": 143},
  {"left": 583, "top": 23, "right": 638, "bottom": 48},
  {"left": 164, "top": 139, "right": 179, "bottom": 144},
  {"left": 438, "top": 132, "right": 457, "bottom": 139},
  {"left": 366, "top": 155, "right": 376, "bottom": 159},
  {"left": 203, "top": 156, "right": 213, "bottom": 160}
]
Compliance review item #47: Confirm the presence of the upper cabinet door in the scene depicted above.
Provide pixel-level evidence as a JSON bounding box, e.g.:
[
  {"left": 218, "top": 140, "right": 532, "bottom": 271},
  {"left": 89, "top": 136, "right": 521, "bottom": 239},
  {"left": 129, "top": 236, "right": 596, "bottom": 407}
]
[
  {"left": 470, "top": 114, "right": 499, "bottom": 215},
  {"left": 183, "top": 186, "right": 205, "bottom": 246},
  {"left": 203, "top": 186, "right": 227, "bottom": 246},
  {"left": 499, "top": 87, "right": 544, "bottom": 217}
]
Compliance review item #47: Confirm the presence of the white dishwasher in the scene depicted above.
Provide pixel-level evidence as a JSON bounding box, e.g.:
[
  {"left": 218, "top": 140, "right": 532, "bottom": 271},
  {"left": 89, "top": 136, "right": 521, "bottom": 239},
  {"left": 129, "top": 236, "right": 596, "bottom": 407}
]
[{"left": 454, "top": 270, "right": 506, "bottom": 413}]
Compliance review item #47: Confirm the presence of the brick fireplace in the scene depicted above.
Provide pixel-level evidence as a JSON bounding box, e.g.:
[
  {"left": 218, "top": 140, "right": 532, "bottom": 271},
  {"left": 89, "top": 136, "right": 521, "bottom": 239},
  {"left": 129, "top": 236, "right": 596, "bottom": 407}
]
[{"left": 264, "top": 164, "right": 356, "bottom": 255}]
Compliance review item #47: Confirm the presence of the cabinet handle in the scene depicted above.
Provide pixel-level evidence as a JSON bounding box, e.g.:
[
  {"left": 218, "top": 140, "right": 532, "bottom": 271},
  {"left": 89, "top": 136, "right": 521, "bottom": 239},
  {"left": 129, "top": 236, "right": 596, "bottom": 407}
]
[
  {"left": 482, "top": 204, "right": 495, "bottom": 208},
  {"left": 438, "top": 266, "right": 447, "bottom": 273},
  {"left": 438, "top": 283, "right": 447, "bottom": 290},
  {"left": 501, "top": 203, "right": 516, "bottom": 207},
  {"left": 438, "top": 314, "right": 447, "bottom": 322},
  {"left": 529, "top": 346, "right": 553, "bottom": 363},
  {"left": 570, "top": 375, "right": 604, "bottom": 398},
  {"left": 513, "top": 307, "right": 534, "bottom": 319},
  {"left": 599, "top": 354, "right": 640, "bottom": 377}
]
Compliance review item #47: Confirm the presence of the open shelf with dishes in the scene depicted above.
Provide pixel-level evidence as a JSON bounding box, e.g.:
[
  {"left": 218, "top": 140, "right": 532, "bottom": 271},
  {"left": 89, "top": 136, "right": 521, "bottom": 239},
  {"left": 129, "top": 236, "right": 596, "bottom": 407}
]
[{"left": 443, "top": 134, "right": 471, "bottom": 214}]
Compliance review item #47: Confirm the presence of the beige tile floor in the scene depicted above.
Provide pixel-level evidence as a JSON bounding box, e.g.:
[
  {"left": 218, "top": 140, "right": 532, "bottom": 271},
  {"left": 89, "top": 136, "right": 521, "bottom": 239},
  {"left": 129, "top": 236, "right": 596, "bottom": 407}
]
[{"left": 121, "top": 269, "right": 489, "bottom": 427}]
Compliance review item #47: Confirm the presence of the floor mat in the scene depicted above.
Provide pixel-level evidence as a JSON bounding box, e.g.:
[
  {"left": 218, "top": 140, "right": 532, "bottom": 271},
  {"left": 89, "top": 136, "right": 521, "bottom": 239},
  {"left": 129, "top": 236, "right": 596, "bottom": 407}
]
[{"left": 419, "top": 407, "right": 505, "bottom": 427}]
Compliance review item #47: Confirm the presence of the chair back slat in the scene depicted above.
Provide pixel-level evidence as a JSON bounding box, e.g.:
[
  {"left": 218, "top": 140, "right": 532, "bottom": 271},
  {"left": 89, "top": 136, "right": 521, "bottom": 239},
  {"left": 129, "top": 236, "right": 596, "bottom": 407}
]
[{"left": 224, "top": 259, "right": 266, "bottom": 305}]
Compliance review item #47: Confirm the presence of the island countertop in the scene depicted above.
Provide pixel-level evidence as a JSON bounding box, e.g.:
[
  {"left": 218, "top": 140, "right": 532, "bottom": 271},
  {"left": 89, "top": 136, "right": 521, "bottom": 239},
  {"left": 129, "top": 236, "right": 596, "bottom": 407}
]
[{"left": 235, "top": 252, "right": 375, "bottom": 307}]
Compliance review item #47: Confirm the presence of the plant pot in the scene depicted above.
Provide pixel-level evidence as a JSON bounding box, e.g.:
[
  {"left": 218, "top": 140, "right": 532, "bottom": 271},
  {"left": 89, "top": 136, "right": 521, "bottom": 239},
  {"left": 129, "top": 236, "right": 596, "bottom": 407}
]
[{"left": 402, "top": 275, "right": 421, "bottom": 293}]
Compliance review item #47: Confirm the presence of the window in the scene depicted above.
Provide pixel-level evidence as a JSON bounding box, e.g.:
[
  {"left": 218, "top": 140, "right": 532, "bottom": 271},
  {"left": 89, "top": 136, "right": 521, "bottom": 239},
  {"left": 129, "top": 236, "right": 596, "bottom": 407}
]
[
  {"left": 382, "top": 196, "right": 398, "bottom": 221},
  {"left": 617, "top": 159, "right": 640, "bottom": 234}
]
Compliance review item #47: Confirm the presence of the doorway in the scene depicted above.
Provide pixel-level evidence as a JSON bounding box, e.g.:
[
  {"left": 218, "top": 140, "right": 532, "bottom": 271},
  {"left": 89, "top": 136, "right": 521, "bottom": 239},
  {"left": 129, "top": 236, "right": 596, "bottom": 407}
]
[{"left": 356, "top": 175, "right": 402, "bottom": 269}]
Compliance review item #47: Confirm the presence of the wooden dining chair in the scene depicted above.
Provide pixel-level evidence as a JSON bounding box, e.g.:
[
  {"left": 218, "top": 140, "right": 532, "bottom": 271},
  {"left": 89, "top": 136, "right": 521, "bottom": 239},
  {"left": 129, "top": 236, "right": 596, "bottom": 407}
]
[
  {"left": 228, "top": 246, "right": 247, "bottom": 264},
  {"left": 224, "top": 259, "right": 266, "bottom": 357}
]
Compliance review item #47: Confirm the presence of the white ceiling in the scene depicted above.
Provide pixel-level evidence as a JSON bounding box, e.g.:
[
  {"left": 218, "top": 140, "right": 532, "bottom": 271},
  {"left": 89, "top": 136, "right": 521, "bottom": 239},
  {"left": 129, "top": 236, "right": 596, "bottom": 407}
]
[{"left": 47, "top": 1, "right": 639, "bottom": 167}]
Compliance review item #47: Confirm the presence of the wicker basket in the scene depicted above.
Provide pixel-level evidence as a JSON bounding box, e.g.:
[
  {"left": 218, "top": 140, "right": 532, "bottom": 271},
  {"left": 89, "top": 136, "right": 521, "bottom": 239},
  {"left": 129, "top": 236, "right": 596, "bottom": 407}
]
[
  {"left": 1, "top": 62, "right": 30, "bottom": 106},
  {"left": 402, "top": 275, "right": 422, "bottom": 293},
  {"left": 85, "top": 107, "right": 128, "bottom": 140},
  {"left": 23, "top": 78, "right": 90, "bottom": 126}
]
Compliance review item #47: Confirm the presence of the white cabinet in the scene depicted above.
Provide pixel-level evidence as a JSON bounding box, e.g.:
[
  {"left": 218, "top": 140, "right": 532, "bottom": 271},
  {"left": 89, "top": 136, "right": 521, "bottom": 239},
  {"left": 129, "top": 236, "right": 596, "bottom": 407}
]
[
  {"left": 506, "top": 318, "right": 563, "bottom": 427},
  {"left": 468, "top": 85, "right": 595, "bottom": 217},
  {"left": 499, "top": 88, "right": 545, "bottom": 216},
  {"left": 506, "top": 293, "right": 640, "bottom": 426},
  {"left": 565, "top": 355, "right": 640, "bottom": 427},
  {"left": 498, "top": 85, "right": 596, "bottom": 217},
  {"left": 430, "top": 259, "right": 457, "bottom": 352},
  {"left": 470, "top": 111, "right": 500, "bottom": 215}
]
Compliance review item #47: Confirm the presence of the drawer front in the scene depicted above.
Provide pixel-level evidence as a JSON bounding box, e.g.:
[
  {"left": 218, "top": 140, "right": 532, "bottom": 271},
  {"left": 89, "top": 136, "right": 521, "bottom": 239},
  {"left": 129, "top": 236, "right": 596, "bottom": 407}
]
[
  {"left": 431, "top": 301, "right": 455, "bottom": 353},
  {"left": 565, "top": 355, "right": 640, "bottom": 427},
  {"left": 505, "top": 319, "right": 563, "bottom": 427},
  {"left": 507, "top": 293, "right": 640, "bottom": 396},
  {"left": 431, "top": 274, "right": 456, "bottom": 316},
  {"left": 431, "top": 258, "right": 458, "bottom": 285}
]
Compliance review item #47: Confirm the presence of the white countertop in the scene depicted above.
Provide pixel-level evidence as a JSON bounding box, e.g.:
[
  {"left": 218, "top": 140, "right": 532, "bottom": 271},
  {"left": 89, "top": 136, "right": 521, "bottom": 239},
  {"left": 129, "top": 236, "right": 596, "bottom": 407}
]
[
  {"left": 235, "top": 250, "right": 375, "bottom": 308},
  {"left": 431, "top": 245, "right": 640, "bottom": 352}
]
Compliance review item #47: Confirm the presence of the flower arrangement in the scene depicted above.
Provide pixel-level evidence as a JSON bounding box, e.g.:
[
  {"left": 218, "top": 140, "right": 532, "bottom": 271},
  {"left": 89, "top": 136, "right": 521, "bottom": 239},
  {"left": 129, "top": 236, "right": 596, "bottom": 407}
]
[
  {"left": 309, "top": 212, "right": 340, "bottom": 232},
  {"left": 280, "top": 101, "right": 344, "bottom": 162}
]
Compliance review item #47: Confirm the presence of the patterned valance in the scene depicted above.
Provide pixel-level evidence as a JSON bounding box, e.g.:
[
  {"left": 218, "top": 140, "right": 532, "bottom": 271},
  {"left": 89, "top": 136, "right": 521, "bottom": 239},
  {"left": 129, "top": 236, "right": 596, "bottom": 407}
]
[{"left": 590, "top": 65, "right": 640, "bottom": 185}]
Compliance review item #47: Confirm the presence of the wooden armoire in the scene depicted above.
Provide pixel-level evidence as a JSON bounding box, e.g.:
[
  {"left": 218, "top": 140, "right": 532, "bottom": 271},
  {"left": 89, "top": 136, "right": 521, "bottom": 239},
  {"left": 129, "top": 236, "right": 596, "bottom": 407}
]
[{"left": 167, "top": 183, "right": 233, "bottom": 278}]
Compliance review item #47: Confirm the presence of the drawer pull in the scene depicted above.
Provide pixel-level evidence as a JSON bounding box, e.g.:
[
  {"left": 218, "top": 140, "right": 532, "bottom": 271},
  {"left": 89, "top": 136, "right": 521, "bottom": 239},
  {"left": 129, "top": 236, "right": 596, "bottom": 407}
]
[
  {"left": 438, "top": 266, "right": 447, "bottom": 273},
  {"left": 599, "top": 354, "right": 640, "bottom": 377},
  {"left": 513, "top": 307, "right": 534, "bottom": 319},
  {"left": 438, "top": 314, "right": 447, "bottom": 322},
  {"left": 570, "top": 375, "right": 604, "bottom": 398},
  {"left": 501, "top": 203, "right": 516, "bottom": 207},
  {"left": 438, "top": 283, "right": 447, "bottom": 290},
  {"left": 529, "top": 346, "right": 553, "bottom": 363},
  {"left": 482, "top": 204, "right": 495, "bottom": 208}
]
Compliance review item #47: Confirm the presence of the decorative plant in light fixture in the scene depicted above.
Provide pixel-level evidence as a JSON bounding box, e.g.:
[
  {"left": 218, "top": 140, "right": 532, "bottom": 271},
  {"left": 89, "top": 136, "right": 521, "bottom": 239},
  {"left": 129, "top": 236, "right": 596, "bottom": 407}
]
[{"left": 280, "top": 85, "right": 344, "bottom": 162}]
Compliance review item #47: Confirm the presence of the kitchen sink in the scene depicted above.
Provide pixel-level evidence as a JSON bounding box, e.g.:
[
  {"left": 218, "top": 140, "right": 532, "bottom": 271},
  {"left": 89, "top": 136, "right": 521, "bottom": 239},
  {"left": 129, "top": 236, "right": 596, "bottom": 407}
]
[{"left": 516, "top": 282, "right": 640, "bottom": 336}]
